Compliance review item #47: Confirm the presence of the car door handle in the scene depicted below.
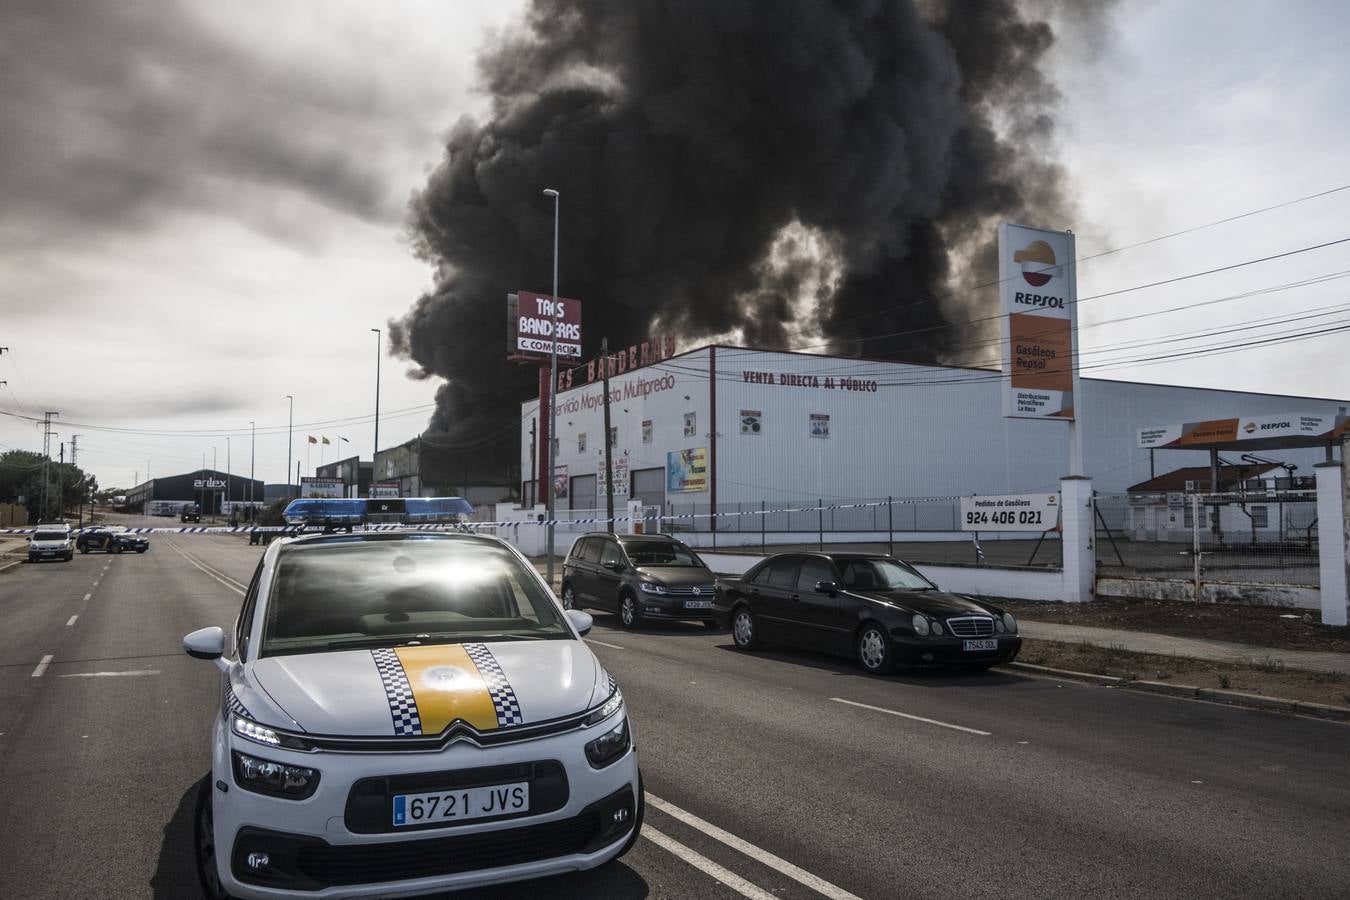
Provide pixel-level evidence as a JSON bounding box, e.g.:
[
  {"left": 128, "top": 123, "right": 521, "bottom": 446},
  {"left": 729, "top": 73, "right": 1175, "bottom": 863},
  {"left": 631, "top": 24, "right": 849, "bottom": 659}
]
[{"left": 790, "top": 594, "right": 800, "bottom": 601}]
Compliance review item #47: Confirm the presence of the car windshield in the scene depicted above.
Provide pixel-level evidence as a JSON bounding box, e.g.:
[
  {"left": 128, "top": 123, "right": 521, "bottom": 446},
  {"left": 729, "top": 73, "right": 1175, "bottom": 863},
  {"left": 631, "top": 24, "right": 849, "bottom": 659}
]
[
  {"left": 622, "top": 541, "right": 704, "bottom": 568},
  {"left": 838, "top": 558, "right": 935, "bottom": 591},
  {"left": 33, "top": 531, "right": 67, "bottom": 541},
  {"left": 261, "top": 537, "right": 570, "bottom": 656}
]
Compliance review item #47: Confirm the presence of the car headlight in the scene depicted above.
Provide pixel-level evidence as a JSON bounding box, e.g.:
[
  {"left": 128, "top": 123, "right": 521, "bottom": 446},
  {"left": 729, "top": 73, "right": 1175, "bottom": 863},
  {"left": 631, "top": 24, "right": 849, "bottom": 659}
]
[
  {"left": 232, "top": 750, "right": 320, "bottom": 798},
  {"left": 1003, "top": 612, "right": 1017, "bottom": 634},
  {"left": 584, "top": 687, "right": 624, "bottom": 727},
  {"left": 994, "top": 617, "right": 1006, "bottom": 633},
  {"left": 231, "top": 714, "right": 311, "bottom": 751},
  {"left": 930, "top": 620, "right": 943, "bottom": 636},
  {"left": 584, "top": 719, "right": 631, "bottom": 769},
  {"left": 639, "top": 582, "right": 667, "bottom": 594},
  {"left": 911, "top": 614, "right": 929, "bottom": 637}
]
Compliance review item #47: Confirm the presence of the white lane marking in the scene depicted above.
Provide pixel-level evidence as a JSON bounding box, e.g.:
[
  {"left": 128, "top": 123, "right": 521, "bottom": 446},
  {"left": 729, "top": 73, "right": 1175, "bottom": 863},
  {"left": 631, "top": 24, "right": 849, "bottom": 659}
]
[
  {"left": 66, "top": 615, "right": 79, "bottom": 626},
  {"left": 829, "top": 697, "right": 991, "bottom": 736},
  {"left": 643, "top": 826, "right": 777, "bottom": 900},
  {"left": 164, "top": 540, "right": 246, "bottom": 595},
  {"left": 82, "top": 593, "right": 91, "bottom": 601},
  {"left": 645, "top": 793, "right": 863, "bottom": 900},
  {"left": 58, "top": 670, "right": 161, "bottom": 678},
  {"left": 585, "top": 638, "right": 626, "bottom": 650},
  {"left": 31, "top": 655, "right": 53, "bottom": 677}
]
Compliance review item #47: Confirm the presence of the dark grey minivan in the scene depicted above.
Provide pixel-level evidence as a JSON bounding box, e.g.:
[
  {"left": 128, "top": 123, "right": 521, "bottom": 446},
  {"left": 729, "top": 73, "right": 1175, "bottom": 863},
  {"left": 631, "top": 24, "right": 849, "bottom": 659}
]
[{"left": 561, "top": 533, "right": 720, "bottom": 630}]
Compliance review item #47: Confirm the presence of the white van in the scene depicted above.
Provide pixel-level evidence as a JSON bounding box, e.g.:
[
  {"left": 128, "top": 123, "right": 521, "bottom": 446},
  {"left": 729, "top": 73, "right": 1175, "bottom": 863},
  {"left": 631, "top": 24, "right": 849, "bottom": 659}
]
[{"left": 29, "top": 525, "right": 74, "bottom": 563}]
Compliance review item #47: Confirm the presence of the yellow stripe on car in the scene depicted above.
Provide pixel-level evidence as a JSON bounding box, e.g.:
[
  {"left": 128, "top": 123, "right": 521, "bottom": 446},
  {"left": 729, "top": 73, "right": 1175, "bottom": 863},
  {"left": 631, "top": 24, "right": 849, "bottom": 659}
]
[{"left": 394, "top": 644, "right": 500, "bottom": 733}]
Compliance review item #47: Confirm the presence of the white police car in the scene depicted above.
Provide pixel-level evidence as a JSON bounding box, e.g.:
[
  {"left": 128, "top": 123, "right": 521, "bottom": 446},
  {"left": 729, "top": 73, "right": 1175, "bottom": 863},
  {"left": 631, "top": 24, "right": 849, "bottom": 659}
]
[{"left": 184, "top": 531, "right": 641, "bottom": 898}]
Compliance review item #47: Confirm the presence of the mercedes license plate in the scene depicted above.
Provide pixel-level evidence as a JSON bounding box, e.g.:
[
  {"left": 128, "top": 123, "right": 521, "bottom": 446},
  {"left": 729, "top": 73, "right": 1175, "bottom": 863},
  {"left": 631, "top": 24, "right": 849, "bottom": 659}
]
[
  {"left": 392, "top": 782, "right": 528, "bottom": 827},
  {"left": 963, "top": 639, "right": 998, "bottom": 652},
  {"left": 685, "top": 600, "right": 712, "bottom": 609}
]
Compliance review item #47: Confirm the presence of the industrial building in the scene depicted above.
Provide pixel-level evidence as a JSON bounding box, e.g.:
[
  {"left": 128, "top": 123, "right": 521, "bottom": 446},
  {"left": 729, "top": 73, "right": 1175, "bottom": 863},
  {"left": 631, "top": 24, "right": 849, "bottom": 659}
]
[
  {"left": 520, "top": 344, "right": 1348, "bottom": 515},
  {"left": 126, "top": 469, "right": 265, "bottom": 516}
]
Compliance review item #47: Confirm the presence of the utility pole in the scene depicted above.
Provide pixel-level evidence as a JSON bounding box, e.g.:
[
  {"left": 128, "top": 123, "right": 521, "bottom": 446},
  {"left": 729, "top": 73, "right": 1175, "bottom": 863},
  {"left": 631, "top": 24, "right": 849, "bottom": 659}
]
[
  {"left": 601, "top": 338, "right": 615, "bottom": 531},
  {"left": 250, "top": 420, "right": 256, "bottom": 519},
  {"left": 371, "top": 328, "right": 382, "bottom": 467},
  {"left": 58, "top": 441, "right": 65, "bottom": 520},
  {"left": 528, "top": 419, "right": 536, "bottom": 505},
  {"left": 285, "top": 395, "right": 294, "bottom": 499},
  {"left": 41, "top": 411, "right": 58, "bottom": 522},
  {"left": 71, "top": 434, "right": 83, "bottom": 526},
  {"left": 226, "top": 436, "right": 232, "bottom": 521},
  {"left": 542, "top": 187, "right": 560, "bottom": 586}
]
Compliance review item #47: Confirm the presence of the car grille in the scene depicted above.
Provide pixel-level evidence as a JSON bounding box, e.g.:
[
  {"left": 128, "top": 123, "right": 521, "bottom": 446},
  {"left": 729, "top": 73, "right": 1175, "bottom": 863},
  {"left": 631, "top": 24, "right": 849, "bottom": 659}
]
[
  {"left": 296, "top": 808, "right": 603, "bottom": 886},
  {"left": 945, "top": 616, "right": 994, "bottom": 637},
  {"left": 667, "top": 584, "right": 716, "bottom": 596}
]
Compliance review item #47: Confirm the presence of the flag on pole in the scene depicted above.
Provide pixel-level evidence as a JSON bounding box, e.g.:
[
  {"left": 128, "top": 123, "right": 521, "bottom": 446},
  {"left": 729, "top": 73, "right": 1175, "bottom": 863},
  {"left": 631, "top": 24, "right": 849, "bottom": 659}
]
[
  {"left": 307, "top": 435, "right": 317, "bottom": 444},
  {"left": 321, "top": 436, "right": 330, "bottom": 445}
]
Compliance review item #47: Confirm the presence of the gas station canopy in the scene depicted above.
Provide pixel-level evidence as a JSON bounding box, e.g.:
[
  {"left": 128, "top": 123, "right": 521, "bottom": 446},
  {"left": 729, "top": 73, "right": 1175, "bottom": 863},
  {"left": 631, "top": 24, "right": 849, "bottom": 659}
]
[{"left": 1137, "top": 411, "right": 1349, "bottom": 452}]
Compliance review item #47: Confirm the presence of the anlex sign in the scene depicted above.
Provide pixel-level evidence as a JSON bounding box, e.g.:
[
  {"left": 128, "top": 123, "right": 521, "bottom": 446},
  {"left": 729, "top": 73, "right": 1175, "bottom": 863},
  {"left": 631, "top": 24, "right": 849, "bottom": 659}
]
[{"left": 998, "top": 224, "right": 1077, "bottom": 420}]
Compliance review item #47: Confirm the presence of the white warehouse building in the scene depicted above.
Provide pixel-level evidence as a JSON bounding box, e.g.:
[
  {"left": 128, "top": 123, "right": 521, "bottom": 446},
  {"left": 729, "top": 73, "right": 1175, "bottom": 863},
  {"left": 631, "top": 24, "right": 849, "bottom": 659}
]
[{"left": 519, "top": 345, "right": 1348, "bottom": 526}]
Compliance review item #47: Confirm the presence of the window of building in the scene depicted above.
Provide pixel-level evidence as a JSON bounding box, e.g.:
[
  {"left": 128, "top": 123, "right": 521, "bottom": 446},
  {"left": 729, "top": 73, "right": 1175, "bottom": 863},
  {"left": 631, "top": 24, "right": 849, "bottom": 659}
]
[
  {"left": 1250, "top": 505, "right": 1268, "bottom": 528},
  {"left": 642, "top": 420, "right": 652, "bottom": 443},
  {"left": 578, "top": 433, "right": 587, "bottom": 453}
]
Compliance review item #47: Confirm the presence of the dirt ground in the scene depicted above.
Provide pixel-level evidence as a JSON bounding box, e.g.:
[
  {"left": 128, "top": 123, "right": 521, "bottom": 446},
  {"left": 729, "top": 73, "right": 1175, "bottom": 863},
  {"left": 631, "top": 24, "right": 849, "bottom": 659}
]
[
  {"left": 1018, "top": 639, "right": 1350, "bottom": 709},
  {"left": 998, "top": 596, "right": 1350, "bottom": 653}
]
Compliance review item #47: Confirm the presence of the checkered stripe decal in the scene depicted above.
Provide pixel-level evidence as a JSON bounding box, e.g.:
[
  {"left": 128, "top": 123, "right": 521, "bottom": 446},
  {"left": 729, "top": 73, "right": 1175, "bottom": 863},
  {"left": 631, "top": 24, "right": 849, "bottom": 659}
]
[
  {"left": 222, "top": 678, "right": 252, "bottom": 720},
  {"left": 464, "top": 643, "right": 524, "bottom": 728},
  {"left": 371, "top": 648, "right": 422, "bottom": 736}
]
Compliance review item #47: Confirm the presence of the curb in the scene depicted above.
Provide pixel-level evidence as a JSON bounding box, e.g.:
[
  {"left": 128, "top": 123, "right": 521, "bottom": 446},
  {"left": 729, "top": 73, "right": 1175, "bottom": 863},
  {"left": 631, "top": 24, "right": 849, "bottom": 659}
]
[{"left": 1004, "top": 662, "right": 1350, "bottom": 722}]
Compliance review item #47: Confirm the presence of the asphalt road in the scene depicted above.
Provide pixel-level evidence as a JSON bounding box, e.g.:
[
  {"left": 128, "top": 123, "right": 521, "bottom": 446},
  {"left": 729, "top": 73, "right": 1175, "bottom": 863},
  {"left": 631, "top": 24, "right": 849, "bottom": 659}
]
[{"left": 2, "top": 525, "right": 1350, "bottom": 898}]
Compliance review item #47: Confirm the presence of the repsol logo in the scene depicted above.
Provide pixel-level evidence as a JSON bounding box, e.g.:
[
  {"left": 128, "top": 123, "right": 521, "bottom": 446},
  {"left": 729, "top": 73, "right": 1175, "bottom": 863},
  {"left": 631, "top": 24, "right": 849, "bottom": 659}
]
[
  {"left": 1014, "top": 292, "right": 1065, "bottom": 309},
  {"left": 1259, "top": 422, "right": 1291, "bottom": 431}
]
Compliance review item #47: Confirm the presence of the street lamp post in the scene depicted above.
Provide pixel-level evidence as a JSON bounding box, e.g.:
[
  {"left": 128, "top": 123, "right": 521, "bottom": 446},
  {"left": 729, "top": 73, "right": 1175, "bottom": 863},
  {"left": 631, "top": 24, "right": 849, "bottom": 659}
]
[
  {"left": 249, "top": 420, "right": 256, "bottom": 518},
  {"left": 371, "top": 328, "right": 382, "bottom": 474},
  {"left": 212, "top": 446, "right": 218, "bottom": 519},
  {"left": 226, "top": 436, "right": 231, "bottom": 521},
  {"left": 285, "top": 395, "right": 294, "bottom": 499},
  {"left": 542, "top": 187, "right": 560, "bottom": 587}
]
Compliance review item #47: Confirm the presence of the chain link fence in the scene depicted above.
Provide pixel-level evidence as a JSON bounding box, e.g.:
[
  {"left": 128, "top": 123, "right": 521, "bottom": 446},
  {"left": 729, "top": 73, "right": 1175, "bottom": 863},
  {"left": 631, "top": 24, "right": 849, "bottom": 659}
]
[{"left": 1095, "top": 490, "right": 1319, "bottom": 587}]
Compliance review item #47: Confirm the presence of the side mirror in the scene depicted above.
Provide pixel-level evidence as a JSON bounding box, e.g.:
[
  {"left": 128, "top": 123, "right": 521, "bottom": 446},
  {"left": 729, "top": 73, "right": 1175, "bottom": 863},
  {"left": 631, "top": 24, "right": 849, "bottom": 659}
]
[
  {"left": 566, "top": 609, "right": 594, "bottom": 637},
  {"left": 183, "top": 626, "right": 225, "bottom": 661},
  {"left": 604, "top": 561, "right": 625, "bottom": 572},
  {"left": 815, "top": 580, "right": 839, "bottom": 595}
]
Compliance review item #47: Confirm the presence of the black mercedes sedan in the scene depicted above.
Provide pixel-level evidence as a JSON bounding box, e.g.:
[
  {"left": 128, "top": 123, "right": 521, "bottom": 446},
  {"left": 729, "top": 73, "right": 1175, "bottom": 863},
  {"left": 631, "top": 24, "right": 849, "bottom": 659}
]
[
  {"left": 713, "top": 552, "right": 1020, "bottom": 674},
  {"left": 77, "top": 526, "right": 150, "bottom": 554}
]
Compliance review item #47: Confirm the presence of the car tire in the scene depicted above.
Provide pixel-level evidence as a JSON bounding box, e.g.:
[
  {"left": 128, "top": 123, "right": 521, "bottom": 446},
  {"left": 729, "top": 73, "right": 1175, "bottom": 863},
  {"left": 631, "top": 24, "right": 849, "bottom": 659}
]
[
  {"left": 79, "top": 545, "right": 89, "bottom": 554},
  {"left": 110, "top": 543, "right": 122, "bottom": 554},
  {"left": 194, "top": 779, "right": 234, "bottom": 900},
  {"left": 136, "top": 547, "right": 147, "bottom": 554},
  {"left": 561, "top": 582, "right": 577, "bottom": 610},
  {"left": 731, "top": 605, "right": 759, "bottom": 650},
  {"left": 855, "top": 621, "right": 895, "bottom": 676},
  {"left": 64, "top": 552, "right": 73, "bottom": 562},
  {"left": 618, "top": 593, "right": 642, "bottom": 630}
]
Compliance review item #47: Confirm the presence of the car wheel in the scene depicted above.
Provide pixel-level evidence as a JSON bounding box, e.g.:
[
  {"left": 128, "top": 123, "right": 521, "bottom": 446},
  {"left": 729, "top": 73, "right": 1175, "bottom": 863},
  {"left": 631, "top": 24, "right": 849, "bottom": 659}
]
[
  {"left": 619, "top": 593, "right": 642, "bottom": 630},
  {"left": 64, "top": 552, "right": 73, "bottom": 562},
  {"left": 561, "top": 582, "right": 577, "bottom": 610},
  {"left": 194, "top": 779, "right": 233, "bottom": 900},
  {"left": 136, "top": 547, "right": 147, "bottom": 554},
  {"left": 855, "top": 622, "right": 894, "bottom": 675},
  {"left": 79, "top": 545, "right": 89, "bottom": 554},
  {"left": 731, "top": 605, "right": 759, "bottom": 650}
]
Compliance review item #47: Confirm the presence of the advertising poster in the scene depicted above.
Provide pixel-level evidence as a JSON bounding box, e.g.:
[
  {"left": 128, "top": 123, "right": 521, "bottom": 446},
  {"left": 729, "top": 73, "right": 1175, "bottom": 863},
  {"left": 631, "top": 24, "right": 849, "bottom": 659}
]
[
  {"left": 959, "top": 493, "right": 1060, "bottom": 532},
  {"left": 300, "top": 477, "right": 344, "bottom": 499},
  {"left": 809, "top": 413, "right": 830, "bottom": 438},
  {"left": 508, "top": 291, "right": 583, "bottom": 359},
  {"left": 998, "top": 224, "right": 1077, "bottom": 420},
  {"left": 683, "top": 412, "right": 696, "bottom": 437},
  {"left": 597, "top": 455, "right": 631, "bottom": 497},
  {"left": 740, "top": 410, "right": 762, "bottom": 434},
  {"left": 553, "top": 465, "right": 569, "bottom": 500},
  {"left": 666, "top": 448, "right": 708, "bottom": 493}
]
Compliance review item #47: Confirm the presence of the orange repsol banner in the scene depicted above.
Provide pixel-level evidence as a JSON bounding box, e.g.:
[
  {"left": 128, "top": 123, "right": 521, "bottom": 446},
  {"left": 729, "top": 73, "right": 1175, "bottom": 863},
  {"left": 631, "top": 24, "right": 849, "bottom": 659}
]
[{"left": 999, "top": 223, "right": 1077, "bottom": 420}]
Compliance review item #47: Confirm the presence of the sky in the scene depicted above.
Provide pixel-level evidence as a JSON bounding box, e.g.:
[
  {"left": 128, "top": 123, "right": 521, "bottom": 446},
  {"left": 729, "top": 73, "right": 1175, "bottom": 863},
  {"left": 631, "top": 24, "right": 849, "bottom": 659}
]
[{"left": 1, "top": 0, "right": 1348, "bottom": 490}]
